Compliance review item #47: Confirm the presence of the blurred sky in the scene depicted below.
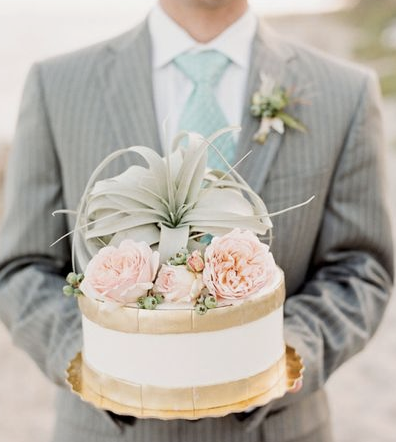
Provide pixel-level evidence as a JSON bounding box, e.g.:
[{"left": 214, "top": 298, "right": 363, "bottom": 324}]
[{"left": 0, "top": 0, "right": 352, "bottom": 141}]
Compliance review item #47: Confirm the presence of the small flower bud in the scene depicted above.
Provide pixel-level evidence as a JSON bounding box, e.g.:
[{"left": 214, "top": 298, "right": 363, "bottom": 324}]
[
  {"left": 144, "top": 295, "right": 158, "bottom": 310},
  {"left": 186, "top": 250, "right": 205, "bottom": 273},
  {"left": 66, "top": 272, "right": 78, "bottom": 286},
  {"left": 204, "top": 295, "right": 217, "bottom": 309},
  {"left": 195, "top": 303, "right": 208, "bottom": 315},
  {"left": 63, "top": 285, "right": 74, "bottom": 297},
  {"left": 168, "top": 248, "right": 189, "bottom": 266},
  {"left": 137, "top": 296, "right": 146, "bottom": 308},
  {"left": 155, "top": 294, "right": 165, "bottom": 304}
]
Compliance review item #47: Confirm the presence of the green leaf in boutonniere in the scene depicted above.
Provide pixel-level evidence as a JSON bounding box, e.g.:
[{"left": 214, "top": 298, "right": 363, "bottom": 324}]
[
  {"left": 277, "top": 111, "right": 307, "bottom": 133},
  {"left": 251, "top": 74, "right": 307, "bottom": 144}
]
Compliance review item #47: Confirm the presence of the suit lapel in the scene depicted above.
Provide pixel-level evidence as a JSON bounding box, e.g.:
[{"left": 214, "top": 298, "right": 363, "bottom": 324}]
[
  {"left": 97, "top": 20, "right": 162, "bottom": 162},
  {"left": 236, "top": 24, "right": 300, "bottom": 193}
]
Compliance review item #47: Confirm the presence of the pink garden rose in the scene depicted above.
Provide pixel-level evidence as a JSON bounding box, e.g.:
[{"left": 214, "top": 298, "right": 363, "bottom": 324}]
[
  {"left": 155, "top": 264, "right": 204, "bottom": 303},
  {"left": 80, "top": 239, "right": 159, "bottom": 305},
  {"left": 203, "top": 229, "right": 277, "bottom": 301},
  {"left": 186, "top": 250, "right": 205, "bottom": 273}
]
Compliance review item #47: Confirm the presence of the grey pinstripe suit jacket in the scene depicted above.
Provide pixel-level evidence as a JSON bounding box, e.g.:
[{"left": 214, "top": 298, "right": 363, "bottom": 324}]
[{"left": 0, "top": 19, "right": 393, "bottom": 442}]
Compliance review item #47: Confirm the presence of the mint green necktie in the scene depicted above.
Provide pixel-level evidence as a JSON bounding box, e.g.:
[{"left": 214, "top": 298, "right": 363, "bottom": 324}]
[{"left": 173, "top": 50, "right": 236, "bottom": 170}]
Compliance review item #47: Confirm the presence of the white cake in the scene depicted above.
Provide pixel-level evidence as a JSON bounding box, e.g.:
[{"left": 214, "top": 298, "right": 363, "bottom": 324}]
[
  {"left": 61, "top": 129, "right": 295, "bottom": 417},
  {"left": 78, "top": 267, "right": 286, "bottom": 413}
]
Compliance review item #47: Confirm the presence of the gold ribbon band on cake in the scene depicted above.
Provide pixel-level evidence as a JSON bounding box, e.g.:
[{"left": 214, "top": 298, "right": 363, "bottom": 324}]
[
  {"left": 81, "top": 351, "right": 287, "bottom": 413},
  {"left": 66, "top": 346, "right": 304, "bottom": 420},
  {"left": 78, "top": 274, "right": 285, "bottom": 334}
]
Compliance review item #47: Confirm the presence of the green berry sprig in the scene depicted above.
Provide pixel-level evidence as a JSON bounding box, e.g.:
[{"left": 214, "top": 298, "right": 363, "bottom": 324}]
[
  {"left": 63, "top": 272, "right": 84, "bottom": 297},
  {"left": 137, "top": 292, "right": 165, "bottom": 310},
  {"left": 195, "top": 303, "right": 208, "bottom": 315},
  {"left": 194, "top": 288, "right": 217, "bottom": 315},
  {"left": 167, "top": 248, "right": 189, "bottom": 266}
]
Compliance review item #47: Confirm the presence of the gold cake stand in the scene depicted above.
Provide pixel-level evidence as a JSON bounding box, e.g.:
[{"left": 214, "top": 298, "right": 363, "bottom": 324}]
[{"left": 66, "top": 345, "right": 304, "bottom": 420}]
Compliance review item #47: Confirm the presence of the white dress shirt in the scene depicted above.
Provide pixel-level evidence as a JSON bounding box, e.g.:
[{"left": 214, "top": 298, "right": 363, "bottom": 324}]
[{"left": 148, "top": 5, "right": 257, "bottom": 151}]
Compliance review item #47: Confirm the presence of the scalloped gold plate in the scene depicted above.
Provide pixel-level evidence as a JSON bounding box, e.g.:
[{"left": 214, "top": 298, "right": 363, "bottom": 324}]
[{"left": 66, "top": 345, "right": 304, "bottom": 420}]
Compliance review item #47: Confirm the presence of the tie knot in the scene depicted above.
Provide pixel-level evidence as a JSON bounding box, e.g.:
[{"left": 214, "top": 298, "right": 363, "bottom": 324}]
[{"left": 173, "top": 50, "right": 230, "bottom": 87}]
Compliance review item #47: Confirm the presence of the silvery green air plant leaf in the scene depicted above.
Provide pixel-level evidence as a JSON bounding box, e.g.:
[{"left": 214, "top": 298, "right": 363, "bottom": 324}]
[{"left": 71, "top": 128, "right": 273, "bottom": 270}]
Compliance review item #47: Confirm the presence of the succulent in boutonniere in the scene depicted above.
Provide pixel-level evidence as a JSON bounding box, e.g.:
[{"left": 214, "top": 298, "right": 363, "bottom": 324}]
[{"left": 251, "top": 73, "right": 307, "bottom": 144}]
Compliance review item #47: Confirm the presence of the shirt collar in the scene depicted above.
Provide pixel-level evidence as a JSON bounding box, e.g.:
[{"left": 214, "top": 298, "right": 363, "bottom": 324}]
[{"left": 148, "top": 4, "right": 258, "bottom": 70}]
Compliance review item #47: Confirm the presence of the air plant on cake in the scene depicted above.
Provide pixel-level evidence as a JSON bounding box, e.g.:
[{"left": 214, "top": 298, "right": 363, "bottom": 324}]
[
  {"left": 64, "top": 128, "right": 272, "bottom": 269},
  {"left": 54, "top": 127, "right": 312, "bottom": 312}
]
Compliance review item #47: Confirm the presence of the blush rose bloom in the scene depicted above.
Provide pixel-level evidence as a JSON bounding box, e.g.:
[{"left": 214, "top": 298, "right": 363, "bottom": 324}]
[
  {"left": 203, "top": 229, "right": 277, "bottom": 301},
  {"left": 80, "top": 239, "right": 159, "bottom": 305},
  {"left": 155, "top": 264, "right": 204, "bottom": 303}
]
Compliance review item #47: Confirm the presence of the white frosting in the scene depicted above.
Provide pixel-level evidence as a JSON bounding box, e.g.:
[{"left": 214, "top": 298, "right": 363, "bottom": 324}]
[{"left": 82, "top": 306, "right": 284, "bottom": 388}]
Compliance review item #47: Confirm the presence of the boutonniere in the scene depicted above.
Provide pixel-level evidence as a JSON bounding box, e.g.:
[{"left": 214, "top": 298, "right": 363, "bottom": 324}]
[{"left": 251, "top": 73, "right": 307, "bottom": 144}]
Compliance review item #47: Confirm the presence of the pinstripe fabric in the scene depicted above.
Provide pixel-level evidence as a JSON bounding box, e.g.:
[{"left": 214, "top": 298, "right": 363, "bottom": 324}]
[{"left": 0, "top": 18, "right": 393, "bottom": 442}]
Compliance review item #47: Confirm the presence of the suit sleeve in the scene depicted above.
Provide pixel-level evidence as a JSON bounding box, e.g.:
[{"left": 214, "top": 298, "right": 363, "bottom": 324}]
[
  {"left": 277, "top": 71, "right": 394, "bottom": 408},
  {"left": 0, "top": 63, "right": 82, "bottom": 386}
]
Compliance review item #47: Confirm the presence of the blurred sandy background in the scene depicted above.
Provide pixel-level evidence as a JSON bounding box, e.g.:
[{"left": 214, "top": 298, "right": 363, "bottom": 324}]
[{"left": 0, "top": 0, "right": 395, "bottom": 440}]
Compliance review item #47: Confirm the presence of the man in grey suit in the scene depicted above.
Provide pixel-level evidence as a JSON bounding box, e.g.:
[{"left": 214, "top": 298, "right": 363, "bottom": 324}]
[{"left": 0, "top": 0, "right": 393, "bottom": 441}]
